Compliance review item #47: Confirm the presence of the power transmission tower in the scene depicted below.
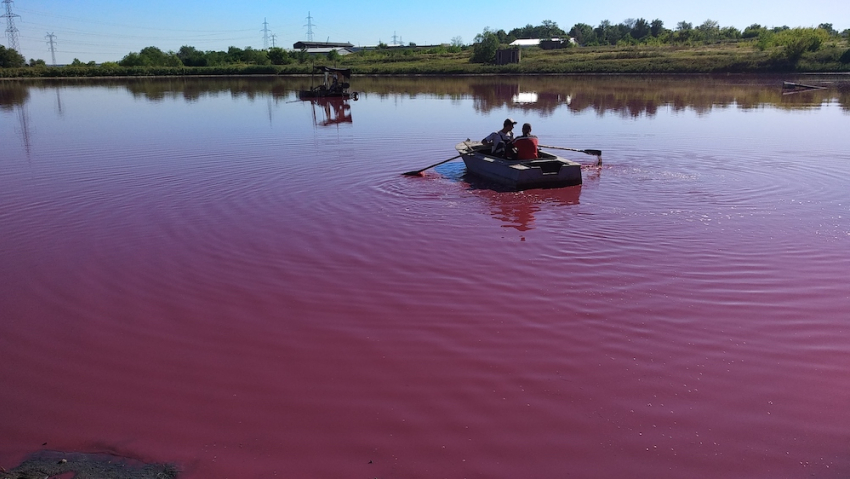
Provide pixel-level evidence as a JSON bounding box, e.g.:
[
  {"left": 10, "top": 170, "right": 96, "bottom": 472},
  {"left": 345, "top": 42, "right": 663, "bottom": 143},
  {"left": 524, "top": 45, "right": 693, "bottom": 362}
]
[
  {"left": 2, "top": 0, "right": 21, "bottom": 53},
  {"left": 261, "top": 18, "right": 270, "bottom": 50},
  {"left": 392, "top": 31, "right": 399, "bottom": 45},
  {"left": 270, "top": 33, "right": 277, "bottom": 48},
  {"left": 304, "top": 12, "right": 315, "bottom": 42},
  {"left": 46, "top": 32, "right": 57, "bottom": 65}
]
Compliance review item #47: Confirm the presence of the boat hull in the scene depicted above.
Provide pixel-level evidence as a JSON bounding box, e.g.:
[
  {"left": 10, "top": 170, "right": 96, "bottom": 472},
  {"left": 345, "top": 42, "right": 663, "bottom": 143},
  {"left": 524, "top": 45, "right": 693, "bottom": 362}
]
[{"left": 456, "top": 142, "right": 582, "bottom": 190}]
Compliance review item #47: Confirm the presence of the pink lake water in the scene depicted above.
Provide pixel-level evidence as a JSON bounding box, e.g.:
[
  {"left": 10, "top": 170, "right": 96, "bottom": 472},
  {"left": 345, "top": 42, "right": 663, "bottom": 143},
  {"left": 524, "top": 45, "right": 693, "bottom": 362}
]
[{"left": 1, "top": 75, "right": 849, "bottom": 478}]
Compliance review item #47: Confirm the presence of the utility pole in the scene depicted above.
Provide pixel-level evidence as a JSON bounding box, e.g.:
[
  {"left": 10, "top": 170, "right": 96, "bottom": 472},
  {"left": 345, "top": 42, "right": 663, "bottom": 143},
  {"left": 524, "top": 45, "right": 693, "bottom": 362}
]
[
  {"left": 261, "top": 17, "right": 270, "bottom": 50},
  {"left": 1, "top": 0, "right": 21, "bottom": 54},
  {"left": 46, "top": 32, "right": 57, "bottom": 65},
  {"left": 304, "top": 12, "right": 315, "bottom": 42}
]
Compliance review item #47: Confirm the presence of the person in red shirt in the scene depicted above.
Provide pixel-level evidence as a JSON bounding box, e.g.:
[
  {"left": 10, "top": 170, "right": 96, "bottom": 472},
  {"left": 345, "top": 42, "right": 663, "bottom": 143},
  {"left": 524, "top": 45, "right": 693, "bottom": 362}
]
[{"left": 512, "top": 123, "right": 539, "bottom": 160}]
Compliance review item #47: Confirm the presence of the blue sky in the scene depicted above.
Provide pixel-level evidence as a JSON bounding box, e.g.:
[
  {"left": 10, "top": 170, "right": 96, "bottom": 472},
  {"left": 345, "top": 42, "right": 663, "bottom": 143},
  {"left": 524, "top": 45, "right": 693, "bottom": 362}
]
[{"left": 6, "top": 0, "right": 848, "bottom": 64}]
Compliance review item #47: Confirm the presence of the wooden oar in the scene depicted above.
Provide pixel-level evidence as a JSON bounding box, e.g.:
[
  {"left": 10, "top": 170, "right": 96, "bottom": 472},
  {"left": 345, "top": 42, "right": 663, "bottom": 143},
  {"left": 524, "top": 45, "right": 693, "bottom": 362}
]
[
  {"left": 402, "top": 153, "right": 463, "bottom": 176},
  {"left": 539, "top": 144, "right": 602, "bottom": 166},
  {"left": 539, "top": 145, "right": 602, "bottom": 157}
]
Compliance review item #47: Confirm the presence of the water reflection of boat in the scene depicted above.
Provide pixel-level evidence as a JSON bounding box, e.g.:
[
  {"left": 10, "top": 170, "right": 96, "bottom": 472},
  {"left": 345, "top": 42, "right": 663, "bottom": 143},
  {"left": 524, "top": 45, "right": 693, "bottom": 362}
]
[
  {"left": 471, "top": 182, "right": 582, "bottom": 231},
  {"left": 456, "top": 141, "right": 582, "bottom": 191},
  {"left": 299, "top": 66, "right": 359, "bottom": 100},
  {"left": 309, "top": 97, "right": 353, "bottom": 127}
]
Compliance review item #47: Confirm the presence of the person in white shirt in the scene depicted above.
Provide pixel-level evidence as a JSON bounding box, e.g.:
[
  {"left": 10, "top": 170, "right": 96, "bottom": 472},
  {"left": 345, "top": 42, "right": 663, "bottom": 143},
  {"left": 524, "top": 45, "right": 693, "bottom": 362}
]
[{"left": 482, "top": 118, "right": 517, "bottom": 156}]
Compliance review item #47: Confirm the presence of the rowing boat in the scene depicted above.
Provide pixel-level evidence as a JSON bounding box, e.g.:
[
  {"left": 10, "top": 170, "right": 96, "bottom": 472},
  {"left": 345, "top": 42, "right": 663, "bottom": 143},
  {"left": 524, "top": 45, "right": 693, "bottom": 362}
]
[{"left": 455, "top": 141, "right": 582, "bottom": 190}]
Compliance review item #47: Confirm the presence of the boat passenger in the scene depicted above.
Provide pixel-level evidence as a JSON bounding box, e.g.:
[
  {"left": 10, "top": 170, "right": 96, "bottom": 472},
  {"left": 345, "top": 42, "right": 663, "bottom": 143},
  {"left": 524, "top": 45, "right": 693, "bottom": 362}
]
[
  {"left": 512, "top": 123, "right": 539, "bottom": 160},
  {"left": 482, "top": 118, "right": 516, "bottom": 156}
]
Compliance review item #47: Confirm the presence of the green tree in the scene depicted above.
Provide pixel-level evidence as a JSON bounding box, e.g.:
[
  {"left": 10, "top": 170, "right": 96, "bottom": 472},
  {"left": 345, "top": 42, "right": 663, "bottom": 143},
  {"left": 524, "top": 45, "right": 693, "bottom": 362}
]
[
  {"left": 570, "top": 23, "right": 596, "bottom": 45},
  {"left": 697, "top": 19, "right": 720, "bottom": 42},
  {"left": 671, "top": 21, "right": 694, "bottom": 43},
  {"left": 327, "top": 49, "right": 341, "bottom": 62},
  {"left": 177, "top": 46, "right": 207, "bottom": 66},
  {"left": 0, "top": 45, "right": 25, "bottom": 68},
  {"left": 29, "top": 58, "right": 47, "bottom": 67},
  {"left": 294, "top": 49, "right": 309, "bottom": 64},
  {"left": 141, "top": 46, "right": 181, "bottom": 66},
  {"left": 204, "top": 50, "right": 228, "bottom": 66},
  {"left": 492, "top": 29, "right": 513, "bottom": 44},
  {"left": 649, "top": 19, "right": 665, "bottom": 37},
  {"left": 226, "top": 46, "right": 245, "bottom": 63},
  {"left": 240, "top": 47, "right": 270, "bottom": 65},
  {"left": 267, "top": 47, "right": 291, "bottom": 65},
  {"left": 471, "top": 28, "right": 499, "bottom": 63},
  {"left": 719, "top": 26, "right": 741, "bottom": 40},
  {"left": 742, "top": 24, "right": 765, "bottom": 39},
  {"left": 817, "top": 23, "right": 837, "bottom": 36},
  {"left": 540, "top": 19, "right": 565, "bottom": 39},
  {"left": 595, "top": 20, "right": 631, "bottom": 45},
  {"left": 631, "top": 18, "right": 650, "bottom": 40},
  {"left": 773, "top": 27, "right": 829, "bottom": 62},
  {"left": 510, "top": 24, "right": 535, "bottom": 38},
  {"left": 120, "top": 46, "right": 182, "bottom": 67},
  {"left": 509, "top": 21, "right": 564, "bottom": 40},
  {"left": 118, "top": 53, "right": 141, "bottom": 67}
]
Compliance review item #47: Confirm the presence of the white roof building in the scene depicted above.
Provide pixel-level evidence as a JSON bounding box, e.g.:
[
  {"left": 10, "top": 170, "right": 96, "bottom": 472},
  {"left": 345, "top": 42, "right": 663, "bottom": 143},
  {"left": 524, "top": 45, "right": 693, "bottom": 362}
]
[{"left": 509, "top": 38, "right": 576, "bottom": 47}]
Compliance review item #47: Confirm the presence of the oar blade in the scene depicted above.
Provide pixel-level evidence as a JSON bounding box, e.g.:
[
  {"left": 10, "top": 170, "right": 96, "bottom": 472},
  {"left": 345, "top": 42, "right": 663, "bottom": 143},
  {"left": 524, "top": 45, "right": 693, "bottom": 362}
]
[
  {"left": 582, "top": 149, "right": 602, "bottom": 156},
  {"left": 401, "top": 153, "right": 463, "bottom": 177}
]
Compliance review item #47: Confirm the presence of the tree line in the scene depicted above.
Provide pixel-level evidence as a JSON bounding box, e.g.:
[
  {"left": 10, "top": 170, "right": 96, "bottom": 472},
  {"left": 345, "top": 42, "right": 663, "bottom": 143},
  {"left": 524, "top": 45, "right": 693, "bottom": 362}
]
[
  {"left": 1, "top": 18, "right": 847, "bottom": 69},
  {"left": 0, "top": 44, "right": 308, "bottom": 69},
  {"left": 117, "top": 45, "right": 306, "bottom": 67},
  {"left": 476, "top": 19, "right": 846, "bottom": 47},
  {"left": 472, "top": 19, "right": 848, "bottom": 63}
]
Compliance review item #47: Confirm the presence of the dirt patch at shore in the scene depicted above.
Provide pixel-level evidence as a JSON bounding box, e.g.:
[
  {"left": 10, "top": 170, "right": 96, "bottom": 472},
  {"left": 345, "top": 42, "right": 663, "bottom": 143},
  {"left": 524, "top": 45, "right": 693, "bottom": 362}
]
[{"left": 0, "top": 450, "right": 178, "bottom": 479}]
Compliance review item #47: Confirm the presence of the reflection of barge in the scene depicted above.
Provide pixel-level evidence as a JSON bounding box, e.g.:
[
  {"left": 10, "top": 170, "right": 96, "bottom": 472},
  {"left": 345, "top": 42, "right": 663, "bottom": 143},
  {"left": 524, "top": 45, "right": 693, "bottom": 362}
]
[
  {"left": 456, "top": 141, "right": 582, "bottom": 190},
  {"left": 308, "top": 97, "right": 352, "bottom": 127},
  {"left": 299, "top": 66, "right": 359, "bottom": 100}
]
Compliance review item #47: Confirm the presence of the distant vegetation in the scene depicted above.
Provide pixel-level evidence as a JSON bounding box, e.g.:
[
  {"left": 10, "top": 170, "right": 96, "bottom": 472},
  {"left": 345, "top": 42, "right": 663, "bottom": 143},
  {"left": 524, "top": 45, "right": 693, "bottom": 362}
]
[
  {"left": 0, "top": 45, "right": 26, "bottom": 68},
  {"left": 0, "top": 20, "right": 848, "bottom": 77},
  {"left": 470, "top": 19, "right": 847, "bottom": 65}
]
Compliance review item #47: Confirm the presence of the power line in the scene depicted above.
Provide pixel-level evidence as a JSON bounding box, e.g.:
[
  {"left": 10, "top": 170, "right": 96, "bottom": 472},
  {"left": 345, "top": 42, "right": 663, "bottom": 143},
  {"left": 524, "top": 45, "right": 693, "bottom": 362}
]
[
  {"left": 45, "top": 31, "right": 57, "bottom": 65},
  {"left": 20, "top": 21, "right": 257, "bottom": 42},
  {"left": 391, "top": 31, "right": 405, "bottom": 46},
  {"left": 19, "top": 27, "right": 256, "bottom": 47},
  {"left": 261, "top": 17, "right": 269, "bottom": 49},
  {"left": 2, "top": 0, "right": 21, "bottom": 53},
  {"left": 304, "top": 11, "right": 315, "bottom": 42},
  {"left": 16, "top": 6, "right": 255, "bottom": 34}
]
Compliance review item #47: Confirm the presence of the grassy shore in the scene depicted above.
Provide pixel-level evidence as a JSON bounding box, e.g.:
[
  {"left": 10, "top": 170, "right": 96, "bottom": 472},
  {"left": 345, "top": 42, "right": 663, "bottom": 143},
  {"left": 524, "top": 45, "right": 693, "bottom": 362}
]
[{"left": 2, "top": 42, "right": 849, "bottom": 78}]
